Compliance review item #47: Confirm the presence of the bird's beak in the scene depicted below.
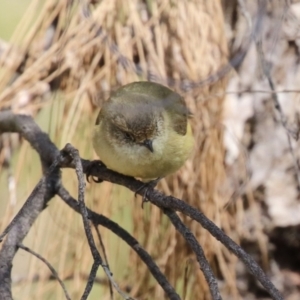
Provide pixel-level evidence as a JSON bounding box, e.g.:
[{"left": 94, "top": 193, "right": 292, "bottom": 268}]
[{"left": 143, "top": 139, "right": 154, "bottom": 152}]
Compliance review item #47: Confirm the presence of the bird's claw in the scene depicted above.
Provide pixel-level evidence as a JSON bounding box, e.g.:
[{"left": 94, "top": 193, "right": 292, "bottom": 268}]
[
  {"left": 135, "top": 177, "right": 162, "bottom": 209},
  {"left": 86, "top": 160, "right": 105, "bottom": 183},
  {"left": 141, "top": 197, "right": 149, "bottom": 209}
]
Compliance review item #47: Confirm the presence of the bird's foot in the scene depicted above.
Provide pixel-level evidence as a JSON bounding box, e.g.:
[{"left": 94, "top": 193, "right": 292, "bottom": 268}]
[
  {"left": 86, "top": 160, "right": 105, "bottom": 183},
  {"left": 135, "top": 177, "right": 162, "bottom": 208}
]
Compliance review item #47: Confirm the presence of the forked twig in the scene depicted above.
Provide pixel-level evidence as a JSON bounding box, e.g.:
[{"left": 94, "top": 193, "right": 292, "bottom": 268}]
[
  {"left": 0, "top": 112, "right": 283, "bottom": 300},
  {"left": 57, "top": 184, "right": 181, "bottom": 300},
  {"left": 61, "top": 143, "right": 133, "bottom": 300},
  {"left": 81, "top": 160, "right": 283, "bottom": 300}
]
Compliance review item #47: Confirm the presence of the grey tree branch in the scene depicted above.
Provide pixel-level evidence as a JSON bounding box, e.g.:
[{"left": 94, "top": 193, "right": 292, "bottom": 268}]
[
  {"left": 93, "top": 224, "right": 114, "bottom": 299},
  {"left": 81, "top": 163, "right": 283, "bottom": 300},
  {"left": 0, "top": 111, "right": 284, "bottom": 300},
  {"left": 0, "top": 111, "right": 180, "bottom": 300},
  {"left": 61, "top": 143, "right": 133, "bottom": 300},
  {"left": 0, "top": 169, "right": 60, "bottom": 299},
  {"left": 57, "top": 183, "right": 181, "bottom": 300},
  {"left": 164, "top": 209, "right": 222, "bottom": 300}
]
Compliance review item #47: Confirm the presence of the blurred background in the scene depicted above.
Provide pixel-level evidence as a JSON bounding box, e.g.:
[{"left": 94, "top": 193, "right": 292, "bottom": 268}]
[{"left": 1, "top": 0, "right": 300, "bottom": 299}]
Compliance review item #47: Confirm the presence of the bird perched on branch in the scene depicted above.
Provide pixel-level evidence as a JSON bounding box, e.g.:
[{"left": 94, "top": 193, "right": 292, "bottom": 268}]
[{"left": 92, "top": 81, "right": 194, "bottom": 182}]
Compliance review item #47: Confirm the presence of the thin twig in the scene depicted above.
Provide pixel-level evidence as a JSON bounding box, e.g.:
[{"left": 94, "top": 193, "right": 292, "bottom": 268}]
[
  {"left": 226, "top": 89, "right": 300, "bottom": 95},
  {"left": 61, "top": 143, "right": 133, "bottom": 300},
  {"left": 256, "top": 36, "right": 300, "bottom": 187},
  {"left": 79, "top": 161, "right": 283, "bottom": 300},
  {"left": 145, "top": 193, "right": 283, "bottom": 300},
  {"left": 0, "top": 112, "right": 283, "bottom": 300},
  {"left": 12, "top": 272, "right": 108, "bottom": 286},
  {"left": 18, "top": 244, "right": 71, "bottom": 300},
  {"left": 57, "top": 184, "right": 181, "bottom": 300},
  {"left": 81, "top": 262, "right": 101, "bottom": 299},
  {"left": 0, "top": 112, "right": 61, "bottom": 299},
  {"left": 0, "top": 112, "right": 180, "bottom": 300},
  {"left": 164, "top": 209, "right": 222, "bottom": 300},
  {"left": 93, "top": 224, "right": 113, "bottom": 300},
  {"left": 0, "top": 154, "right": 63, "bottom": 242},
  {"left": 237, "top": 0, "right": 252, "bottom": 30}
]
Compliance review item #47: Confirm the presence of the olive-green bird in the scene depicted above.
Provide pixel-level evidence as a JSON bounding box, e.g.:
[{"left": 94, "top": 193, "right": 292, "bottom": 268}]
[{"left": 92, "top": 81, "right": 194, "bottom": 181}]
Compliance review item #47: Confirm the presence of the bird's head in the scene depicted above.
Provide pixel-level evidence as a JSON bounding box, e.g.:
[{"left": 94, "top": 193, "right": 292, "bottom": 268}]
[{"left": 104, "top": 102, "right": 164, "bottom": 153}]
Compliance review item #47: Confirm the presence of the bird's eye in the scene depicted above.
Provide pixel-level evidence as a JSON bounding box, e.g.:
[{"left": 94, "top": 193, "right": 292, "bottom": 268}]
[{"left": 124, "top": 132, "right": 135, "bottom": 142}]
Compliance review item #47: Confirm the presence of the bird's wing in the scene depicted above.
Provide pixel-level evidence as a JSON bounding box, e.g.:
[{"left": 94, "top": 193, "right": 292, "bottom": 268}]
[{"left": 163, "top": 92, "right": 191, "bottom": 136}]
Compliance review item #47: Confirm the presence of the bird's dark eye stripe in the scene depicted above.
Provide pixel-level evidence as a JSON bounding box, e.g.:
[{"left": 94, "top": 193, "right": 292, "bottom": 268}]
[{"left": 124, "top": 132, "right": 134, "bottom": 141}]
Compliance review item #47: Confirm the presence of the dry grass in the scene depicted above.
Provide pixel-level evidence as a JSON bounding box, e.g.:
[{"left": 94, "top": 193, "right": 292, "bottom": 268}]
[{"left": 0, "top": 0, "right": 249, "bottom": 299}]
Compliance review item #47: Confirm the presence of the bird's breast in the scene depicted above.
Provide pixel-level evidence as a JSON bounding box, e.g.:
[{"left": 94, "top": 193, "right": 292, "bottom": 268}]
[{"left": 93, "top": 120, "right": 194, "bottom": 180}]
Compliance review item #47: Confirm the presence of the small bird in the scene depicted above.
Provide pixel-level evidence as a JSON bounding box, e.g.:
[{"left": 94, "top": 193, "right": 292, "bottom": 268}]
[{"left": 92, "top": 81, "right": 194, "bottom": 181}]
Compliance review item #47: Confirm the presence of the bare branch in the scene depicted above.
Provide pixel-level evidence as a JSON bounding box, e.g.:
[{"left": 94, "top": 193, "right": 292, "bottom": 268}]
[
  {"left": 256, "top": 26, "right": 300, "bottom": 187},
  {"left": 164, "top": 209, "right": 222, "bottom": 300},
  {"left": 93, "top": 224, "right": 113, "bottom": 299},
  {"left": 82, "top": 162, "right": 283, "bottom": 300},
  {"left": 57, "top": 184, "right": 181, "bottom": 300},
  {"left": 18, "top": 244, "right": 71, "bottom": 300},
  {"left": 0, "top": 168, "right": 60, "bottom": 299},
  {"left": 0, "top": 112, "right": 283, "bottom": 300},
  {"left": 0, "top": 111, "right": 59, "bottom": 169},
  {"left": 61, "top": 143, "right": 133, "bottom": 300},
  {"left": 0, "top": 113, "right": 61, "bottom": 299}
]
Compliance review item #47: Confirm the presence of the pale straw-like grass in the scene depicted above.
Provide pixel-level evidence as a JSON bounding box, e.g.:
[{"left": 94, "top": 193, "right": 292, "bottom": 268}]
[{"left": 0, "top": 0, "right": 261, "bottom": 299}]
